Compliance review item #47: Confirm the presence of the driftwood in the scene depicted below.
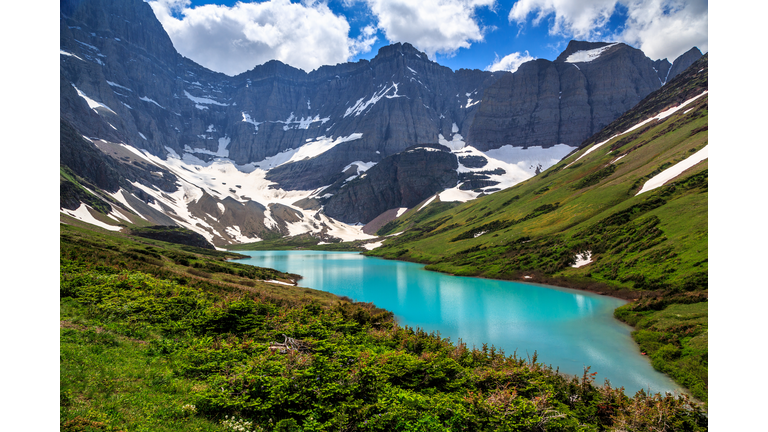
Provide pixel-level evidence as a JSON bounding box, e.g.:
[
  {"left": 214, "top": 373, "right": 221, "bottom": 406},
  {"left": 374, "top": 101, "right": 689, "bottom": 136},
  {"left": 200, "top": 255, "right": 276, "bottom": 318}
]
[{"left": 268, "top": 334, "right": 311, "bottom": 354}]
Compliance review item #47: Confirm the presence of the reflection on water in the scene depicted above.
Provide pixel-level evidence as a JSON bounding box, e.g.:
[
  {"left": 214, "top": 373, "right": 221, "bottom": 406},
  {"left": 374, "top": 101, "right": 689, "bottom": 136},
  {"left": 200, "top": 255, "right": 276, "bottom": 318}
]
[{"left": 234, "top": 250, "right": 684, "bottom": 395}]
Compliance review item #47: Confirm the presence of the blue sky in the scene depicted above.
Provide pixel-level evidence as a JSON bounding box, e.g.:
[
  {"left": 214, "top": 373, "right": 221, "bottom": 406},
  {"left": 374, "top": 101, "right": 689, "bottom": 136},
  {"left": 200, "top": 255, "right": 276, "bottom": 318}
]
[{"left": 149, "top": 0, "right": 707, "bottom": 76}]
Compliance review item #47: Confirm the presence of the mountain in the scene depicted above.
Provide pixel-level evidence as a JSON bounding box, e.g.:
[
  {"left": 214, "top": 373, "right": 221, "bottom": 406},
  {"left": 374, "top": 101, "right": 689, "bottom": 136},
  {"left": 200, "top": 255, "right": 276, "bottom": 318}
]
[
  {"left": 367, "top": 55, "right": 708, "bottom": 399},
  {"left": 467, "top": 41, "right": 702, "bottom": 152},
  {"left": 59, "top": 0, "right": 703, "bottom": 245},
  {"left": 369, "top": 54, "right": 708, "bottom": 292}
]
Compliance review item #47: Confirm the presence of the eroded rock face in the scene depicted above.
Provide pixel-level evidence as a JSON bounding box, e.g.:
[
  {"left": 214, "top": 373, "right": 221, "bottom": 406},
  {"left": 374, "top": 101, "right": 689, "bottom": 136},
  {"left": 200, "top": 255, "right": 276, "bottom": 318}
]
[
  {"left": 667, "top": 47, "right": 704, "bottom": 83},
  {"left": 129, "top": 226, "right": 216, "bottom": 250},
  {"left": 60, "top": 0, "right": 704, "bottom": 237},
  {"left": 61, "top": 1, "right": 504, "bottom": 192},
  {"left": 467, "top": 41, "right": 665, "bottom": 152},
  {"left": 323, "top": 145, "right": 458, "bottom": 224}
]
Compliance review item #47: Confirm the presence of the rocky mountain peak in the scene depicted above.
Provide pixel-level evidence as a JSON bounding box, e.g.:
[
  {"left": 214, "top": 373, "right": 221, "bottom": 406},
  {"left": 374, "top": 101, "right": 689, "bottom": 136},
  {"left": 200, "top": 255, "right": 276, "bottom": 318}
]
[
  {"left": 554, "top": 40, "right": 617, "bottom": 62},
  {"left": 238, "top": 59, "right": 307, "bottom": 81},
  {"left": 667, "top": 47, "right": 704, "bottom": 82},
  {"left": 61, "top": 0, "right": 178, "bottom": 69},
  {"left": 374, "top": 42, "right": 429, "bottom": 61}
]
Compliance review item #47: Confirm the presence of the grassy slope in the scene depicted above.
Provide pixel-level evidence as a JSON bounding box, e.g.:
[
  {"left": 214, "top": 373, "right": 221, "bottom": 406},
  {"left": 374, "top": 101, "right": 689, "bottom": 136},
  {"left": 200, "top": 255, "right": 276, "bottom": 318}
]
[
  {"left": 60, "top": 224, "right": 706, "bottom": 431},
  {"left": 367, "top": 57, "right": 708, "bottom": 401}
]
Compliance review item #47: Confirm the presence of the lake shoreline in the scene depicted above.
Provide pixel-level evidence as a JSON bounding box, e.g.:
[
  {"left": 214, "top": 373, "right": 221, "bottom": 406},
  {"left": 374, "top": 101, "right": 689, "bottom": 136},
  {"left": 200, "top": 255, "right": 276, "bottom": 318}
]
[
  {"left": 227, "top": 245, "right": 653, "bottom": 302},
  {"left": 361, "top": 252, "right": 654, "bottom": 302},
  {"left": 232, "top": 249, "right": 687, "bottom": 397}
]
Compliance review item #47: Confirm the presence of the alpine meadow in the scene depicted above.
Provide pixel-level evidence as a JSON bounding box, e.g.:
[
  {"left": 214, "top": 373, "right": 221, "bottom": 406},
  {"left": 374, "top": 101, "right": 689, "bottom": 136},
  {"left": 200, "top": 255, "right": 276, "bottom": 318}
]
[{"left": 58, "top": 0, "right": 710, "bottom": 430}]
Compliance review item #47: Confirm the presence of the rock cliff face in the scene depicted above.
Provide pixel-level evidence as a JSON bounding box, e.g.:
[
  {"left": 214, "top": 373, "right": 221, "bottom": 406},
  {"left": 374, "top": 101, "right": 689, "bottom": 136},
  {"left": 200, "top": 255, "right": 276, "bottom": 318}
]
[
  {"left": 61, "top": 0, "right": 504, "bottom": 192},
  {"left": 667, "top": 47, "right": 704, "bottom": 82},
  {"left": 60, "top": 0, "right": 704, "bottom": 235},
  {"left": 322, "top": 145, "right": 458, "bottom": 224},
  {"left": 468, "top": 41, "right": 666, "bottom": 151}
]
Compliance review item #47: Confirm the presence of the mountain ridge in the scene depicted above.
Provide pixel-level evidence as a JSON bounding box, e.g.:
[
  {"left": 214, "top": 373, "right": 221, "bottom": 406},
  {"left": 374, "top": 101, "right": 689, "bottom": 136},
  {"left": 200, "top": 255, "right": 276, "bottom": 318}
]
[{"left": 60, "top": 0, "right": 704, "bottom": 244}]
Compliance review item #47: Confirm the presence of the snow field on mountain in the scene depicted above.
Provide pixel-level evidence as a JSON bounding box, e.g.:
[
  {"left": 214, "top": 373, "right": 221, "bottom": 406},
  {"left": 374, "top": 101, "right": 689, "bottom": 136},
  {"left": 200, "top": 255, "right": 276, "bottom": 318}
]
[
  {"left": 484, "top": 144, "right": 577, "bottom": 177},
  {"left": 418, "top": 196, "right": 437, "bottom": 211},
  {"left": 363, "top": 240, "right": 384, "bottom": 250},
  {"left": 61, "top": 204, "right": 121, "bottom": 231},
  {"left": 251, "top": 134, "right": 363, "bottom": 169},
  {"left": 438, "top": 188, "right": 478, "bottom": 203},
  {"left": 438, "top": 132, "right": 465, "bottom": 151},
  {"left": 565, "top": 91, "right": 708, "bottom": 169},
  {"left": 114, "top": 142, "right": 375, "bottom": 244},
  {"left": 344, "top": 82, "right": 401, "bottom": 117},
  {"left": 225, "top": 225, "right": 261, "bottom": 243},
  {"left": 565, "top": 43, "right": 618, "bottom": 63},
  {"left": 60, "top": 50, "right": 84, "bottom": 61},
  {"left": 72, "top": 84, "right": 117, "bottom": 115},
  {"left": 636, "top": 145, "right": 708, "bottom": 196}
]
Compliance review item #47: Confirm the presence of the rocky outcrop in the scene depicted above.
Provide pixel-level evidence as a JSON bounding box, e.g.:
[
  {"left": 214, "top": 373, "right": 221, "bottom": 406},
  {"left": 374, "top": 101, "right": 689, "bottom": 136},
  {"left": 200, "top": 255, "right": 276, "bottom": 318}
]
[
  {"left": 61, "top": 2, "right": 504, "bottom": 192},
  {"left": 129, "top": 226, "right": 216, "bottom": 250},
  {"left": 667, "top": 47, "right": 704, "bottom": 82},
  {"left": 467, "top": 41, "right": 664, "bottom": 152},
  {"left": 60, "top": 0, "right": 705, "bottom": 239},
  {"left": 323, "top": 145, "right": 458, "bottom": 223},
  {"left": 652, "top": 59, "right": 672, "bottom": 85}
]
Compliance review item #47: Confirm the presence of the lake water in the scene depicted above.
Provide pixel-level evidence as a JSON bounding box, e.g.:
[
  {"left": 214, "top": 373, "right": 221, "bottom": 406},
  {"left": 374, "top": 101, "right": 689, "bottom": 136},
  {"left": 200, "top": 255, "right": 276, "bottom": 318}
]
[{"left": 233, "top": 250, "right": 684, "bottom": 395}]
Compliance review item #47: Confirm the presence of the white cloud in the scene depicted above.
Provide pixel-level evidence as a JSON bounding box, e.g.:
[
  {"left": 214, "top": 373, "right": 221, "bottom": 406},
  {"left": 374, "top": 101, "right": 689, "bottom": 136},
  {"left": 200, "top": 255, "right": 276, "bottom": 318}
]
[
  {"left": 619, "top": 0, "right": 708, "bottom": 61},
  {"left": 486, "top": 50, "right": 535, "bottom": 72},
  {"left": 509, "top": 0, "right": 618, "bottom": 39},
  {"left": 148, "top": 0, "right": 377, "bottom": 75},
  {"left": 363, "top": 0, "right": 497, "bottom": 59},
  {"left": 508, "top": 0, "right": 708, "bottom": 61}
]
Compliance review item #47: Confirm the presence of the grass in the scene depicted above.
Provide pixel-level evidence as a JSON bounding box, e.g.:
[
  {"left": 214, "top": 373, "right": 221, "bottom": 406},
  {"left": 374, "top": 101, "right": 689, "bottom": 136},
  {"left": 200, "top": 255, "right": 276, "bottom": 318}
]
[
  {"left": 361, "top": 59, "right": 709, "bottom": 401},
  {"left": 61, "top": 302, "right": 223, "bottom": 431},
  {"left": 614, "top": 301, "right": 708, "bottom": 402},
  {"left": 60, "top": 224, "right": 707, "bottom": 431}
]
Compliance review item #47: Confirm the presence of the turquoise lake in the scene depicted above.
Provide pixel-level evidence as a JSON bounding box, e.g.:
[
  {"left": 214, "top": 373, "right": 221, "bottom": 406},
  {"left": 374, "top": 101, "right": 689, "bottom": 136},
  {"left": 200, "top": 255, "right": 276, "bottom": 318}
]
[{"left": 233, "top": 250, "right": 684, "bottom": 395}]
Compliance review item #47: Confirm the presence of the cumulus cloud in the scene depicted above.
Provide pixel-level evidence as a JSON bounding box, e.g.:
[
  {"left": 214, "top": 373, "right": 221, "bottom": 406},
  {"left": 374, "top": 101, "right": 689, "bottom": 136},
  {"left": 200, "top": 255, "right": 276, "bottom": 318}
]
[
  {"left": 362, "top": 0, "right": 497, "bottom": 59},
  {"left": 508, "top": 0, "right": 708, "bottom": 60},
  {"left": 148, "top": 0, "right": 378, "bottom": 75},
  {"left": 486, "top": 51, "right": 535, "bottom": 72},
  {"left": 619, "top": 0, "right": 708, "bottom": 61}
]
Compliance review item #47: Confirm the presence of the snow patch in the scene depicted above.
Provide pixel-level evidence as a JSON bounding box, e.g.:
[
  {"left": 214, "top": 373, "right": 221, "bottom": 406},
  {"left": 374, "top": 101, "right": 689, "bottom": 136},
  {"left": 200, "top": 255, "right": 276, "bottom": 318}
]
[
  {"left": 184, "top": 137, "right": 230, "bottom": 158},
  {"left": 139, "top": 96, "right": 164, "bottom": 109},
  {"left": 438, "top": 133, "right": 465, "bottom": 151},
  {"left": 418, "top": 195, "right": 437, "bottom": 211},
  {"left": 572, "top": 251, "right": 593, "bottom": 268},
  {"left": 565, "top": 43, "right": 618, "bottom": 63},
  {"left": 184, "top": 90, "right": 229, "bottom": 106},
  {"left": 485, "top": 144, "right": 576, "bottom": 176},
  {"left": 343, "top": 161, "right": 377, "bottom": 174},
  {"left": 406, "top": 147, "right": 443, "bottom": 153},
  {"left": 72, "top": 84, "right": 117, "bottom": 115},
  {"left": 438, "top": 187, "right": 478, "bottom": 203},
  {"left": 565, "top": 91, "right": 708, "bottom": 168},
  {"left": 61, "top": 204, "right": 121, "bottom": 231},
  {"left": 252, "top": 134, "right": 363, "bottom": 169},
  {"left": 363, "top": 241, "right": 384, "bottom": 250},
  {"left": 106, "top": 80, "right": 132, "bottom": 92},
  {"left": 60, "top": 50, "right": 84, "bottom": 61},
  {"left": 225, "top": 225, "right": 261, "bottom": 243},
  {"left": 242, "top": 112, "right": 262, "bottom": 132},
  {"left": 344, "top": 83, "right": 400, "bottom": 117},
  {"left": 395, "top": 207, "right": 408, "bottom": 218},
  {"left": 636, "top": 145, "right": 708, "bottom": 196}
]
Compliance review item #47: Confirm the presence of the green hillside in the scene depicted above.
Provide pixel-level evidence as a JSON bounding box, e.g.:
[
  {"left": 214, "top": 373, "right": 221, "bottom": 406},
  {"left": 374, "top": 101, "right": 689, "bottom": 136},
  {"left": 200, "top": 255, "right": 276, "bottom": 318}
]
[
  {"left": 368, "top": 56, "right": 708, "bottom": 400},
  {"left": 60, "top": 224, "right": 706, "bottom": 430}
]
